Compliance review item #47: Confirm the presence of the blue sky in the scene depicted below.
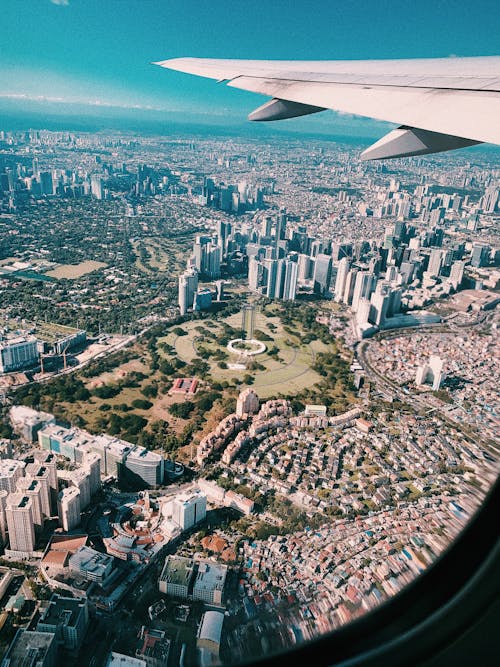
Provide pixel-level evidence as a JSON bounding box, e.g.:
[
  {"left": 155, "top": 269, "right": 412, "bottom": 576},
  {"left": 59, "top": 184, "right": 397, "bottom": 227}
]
[{"left": 1, "top": 0, "right": 499, "bottom": 132}]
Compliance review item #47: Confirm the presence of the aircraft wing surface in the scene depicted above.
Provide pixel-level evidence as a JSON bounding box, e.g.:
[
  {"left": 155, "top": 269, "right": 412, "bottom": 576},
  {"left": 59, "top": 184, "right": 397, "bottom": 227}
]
[{"left": 155, "top": 56, "right": 500, "bottom": 159}]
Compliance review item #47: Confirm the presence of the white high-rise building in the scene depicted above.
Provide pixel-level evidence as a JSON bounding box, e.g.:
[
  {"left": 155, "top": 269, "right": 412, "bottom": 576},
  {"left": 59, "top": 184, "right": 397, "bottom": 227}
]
[
  {"left": 427, "top": 249, "right": 443, "bottom": 277},
  {"left": 82, "top": 452, "right": 101, "bottom": 496},
  {"left": 248, "top": 256, "right": 262, "bottom": 292},
  {"left": 58, "top": 487, "right": 81, "bottom": 532},
  {"left": 171, "top": 490, "right": 206, "bottom": 531},
  {"left": 352, "top": 272, "right": 376, "bottom": 312},
  {"left": 58, "top": 469, "right": 91, "bottom": 510},
  {"left": 334, "top": 257, "right": 350, "bottom": 302},
  {"left": 450, "top": 260, "right": 465, "bottom": 289},
  {"left": 297, "top": 253, "right": 312, "bottom": 283},
  {"left": 16, "top": 477, "right": 44, "bottom": 530},
  {"left": 236, "top": 388, "right": 260, "bottom": 417},
  {"left": 178, "top": 268, "right": 199, "bottom": 316},
  {"left": 0, "top": 459, "right": 26, "bottom": 493},
  {"left": 6, "top": 493, "right": 36, "bottom": 555},
  {"left": 0, "top": 337, "right": 39, "bottom": 374},
  {"left": 282, "top": 259, "right": 298, "bottom": 301},
  {"left": 25, "top": 463, "right": 51, "bottom": 518},
  {"left": 33, "top": 450, "right": 58, "bottom": 491},
  {"left": 342, "top": 268, "right": 358, "bottom": 305}
]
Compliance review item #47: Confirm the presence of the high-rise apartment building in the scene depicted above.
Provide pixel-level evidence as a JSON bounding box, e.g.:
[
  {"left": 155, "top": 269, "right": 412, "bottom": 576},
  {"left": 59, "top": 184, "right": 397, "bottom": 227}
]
[
  {"left": 57, "top": 487, "right": 81, "bottom": 532},
  {"left": 6, "top": 493, "right": 36, "bottom": 555}
]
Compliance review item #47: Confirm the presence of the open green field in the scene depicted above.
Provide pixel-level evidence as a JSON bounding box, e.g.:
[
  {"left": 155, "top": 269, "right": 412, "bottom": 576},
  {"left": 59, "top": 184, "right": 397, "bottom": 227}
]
[
  {"left": 46, "top": 260, "right": 107, "bottom": 279},
  {"left": 159, "top": 308, "right": 329, "bottom": 399}
]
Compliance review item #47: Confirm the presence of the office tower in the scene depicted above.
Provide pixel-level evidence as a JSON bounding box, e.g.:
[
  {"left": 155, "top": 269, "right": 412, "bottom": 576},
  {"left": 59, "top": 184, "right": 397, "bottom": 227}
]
[
  {"left": 356, "top": 297, "right": 372, "bottom": 326},
  {"left": 193, "top": 287, "right": 213, "bottom": 312},
  {"left": 342, "top": 268, "right": 358, "bottom": 305},
  {"left": 25, "top": 463, "right": 51, "bottom": 517},
  {"left": 236, "top": 388, "right": 260, "bottom": 417},
  {"left": 482, "top": 186, "right": 499, "bottom": 213},
  {"left": 39, "top": 171, "right": 53, "bottom": 196},
  {"left": 6, "top": 493, "right": 36, "bottom": 555},
  {"left": 82, "top": 451, "right": 101, "bottom": 496},
  {"left": 0, "top": 459, "right": 26, "bottom": 493},
  {"left": 471, "top": 243, "right": 491, "bottom": 268},
  {"left": 313, "top": 253, "right": 332, "bottom": 295},
  {"left": 16, "top": 477, "right": 44, "bottom": 530},
  {"left": 248, "top": 256, "right": 262, "bottom": 292},
  {"left": 352, "top": 272, "right": 376, "bottom": 312},
  {"left": 262, "top": 258, "right": 276, "bottom": 298},
  {"left": 369, "top": 284, "right": 391, "bottom": 326},
  {"left": 450, "top": 260, "right": 466, "bottom": 289},
  {"left": 125, "top": 446, "right": 164, "bottom": 487},
  {"left": 297, "top": 253, "right": 312, "bottom": 282},
  {"left": 260, "top": 216, "right": 272, "bottom": 237},
  {"left": 171, "top": 490, "right": 207, "bottom": 531},
  {"left": 178, "top": 268, "right": 198, "bottom": 316},
  {"left": 32, "top": 158, "right": 40, "bottom": 178},
  {"left": 58, "top": 487, "right": 81, "bottom": 532},
  {"left": 37, "top": 594, "right": 89, "bottom": 652},
  {"left": 90, "top": 174, "right": 103, "bottom": 199},
  {"left": 334, "top": 257, "right": 350, "bottom": 302},
  {"left": 283, "top": 259, "right": 298, "bottom": 301},
  {"left": 428, "top": 249, "right": 443, "bottom": 276},
  {"left": 275, "top": 258, "right": 288, "bottom": 299},
  {"left": 203, "top": 242, "right": 221, "bottom": 279}
]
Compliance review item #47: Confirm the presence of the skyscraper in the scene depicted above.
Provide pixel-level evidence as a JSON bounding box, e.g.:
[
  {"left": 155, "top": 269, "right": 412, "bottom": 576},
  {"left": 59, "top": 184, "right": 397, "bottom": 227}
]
[
  {"left": 334, "top": 257, "right": 350, "bottom": 302},
  {"left": 178, "top": 268, "right": 199, "bottom": 316},
  {"left": 6, "top": 493, "right": 36, "bottom": 555},
  {"left": 282, "top": 259, "right": 298, "bottom": 301},
  {"left": 16, "top": 477, "right": 44, "bottom": 530},
  {"left": 351, "top": 272, "right": 376, "bottom": 312},
  {"left": 450, "top": 260, "right": 466, "bottom": 289},
  {"left": 427, "top": 249, "right": 443, "bottom": 277},
  {"left": 58, "top": 487, "right": 81, "bottom": 532},
  {"left": 313, "top": 254, "right": 332, "bottom": 295}
]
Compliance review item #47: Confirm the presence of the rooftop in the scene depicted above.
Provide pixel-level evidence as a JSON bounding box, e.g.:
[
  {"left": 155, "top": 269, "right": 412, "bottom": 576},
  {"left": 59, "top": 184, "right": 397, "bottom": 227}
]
[
  {"left": 159, "top": 556, "right": 194, "bottom": 587},
  {"left": 3, "top": 630, "right": 55, "bottom": 667}
]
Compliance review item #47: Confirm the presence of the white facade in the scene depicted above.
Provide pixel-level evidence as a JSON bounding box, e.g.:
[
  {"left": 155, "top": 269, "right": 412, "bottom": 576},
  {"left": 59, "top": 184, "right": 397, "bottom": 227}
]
[
  {"left": 0, "top": 459, "right": 26, "bottom": 493},
  {"left": 0, "top": 337, "right": 39, "bottom": 374},
  {"left": 6, "top": 493, "right": 36, "bottom": 555},
  {"left": 236, "top": 388, "right": 260, "bottom": 417},
  {"left": 58, "top": 487, "right": 81, "bottom": 532},
  {"left": 171, "top": 490, "right": 206, "bottom": 531},
  {"left": 16, "top": 477, "right": 44, "bottom": 529}
]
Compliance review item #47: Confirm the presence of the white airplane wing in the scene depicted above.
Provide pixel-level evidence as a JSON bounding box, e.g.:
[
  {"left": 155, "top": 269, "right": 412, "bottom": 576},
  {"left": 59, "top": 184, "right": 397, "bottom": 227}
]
[{"left": 154, "top": 56, "right": 500, "bottom": 159}]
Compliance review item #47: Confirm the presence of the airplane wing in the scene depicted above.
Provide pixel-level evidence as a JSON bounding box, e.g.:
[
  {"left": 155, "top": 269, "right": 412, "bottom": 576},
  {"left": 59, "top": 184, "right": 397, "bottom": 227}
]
[{"left": 154, "top": 56, "right": 500, "bottom": 159}]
